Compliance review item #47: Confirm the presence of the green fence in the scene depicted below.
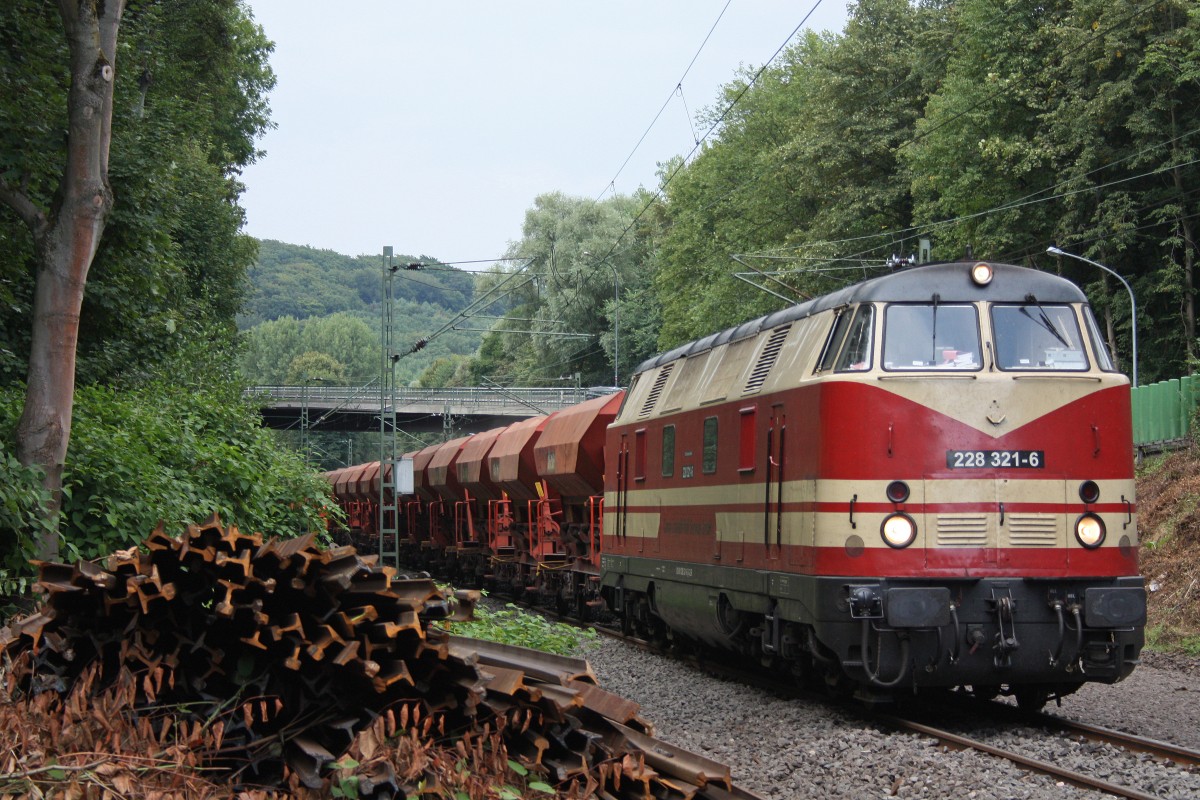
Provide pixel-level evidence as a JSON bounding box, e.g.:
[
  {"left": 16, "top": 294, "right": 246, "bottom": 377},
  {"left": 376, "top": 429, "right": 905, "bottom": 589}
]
[{"left": 1132, "top": 375, "right": 1199, "bottom": 448}]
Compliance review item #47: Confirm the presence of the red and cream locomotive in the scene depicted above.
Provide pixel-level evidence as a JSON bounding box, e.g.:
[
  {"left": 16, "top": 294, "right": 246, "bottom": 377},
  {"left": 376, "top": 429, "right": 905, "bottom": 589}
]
[
  {"left": 326, "top": 260, "right": 1145, "bottom": 707},
  {"left": 601, "top": 259, "right": 1144, "bottom": 706}
]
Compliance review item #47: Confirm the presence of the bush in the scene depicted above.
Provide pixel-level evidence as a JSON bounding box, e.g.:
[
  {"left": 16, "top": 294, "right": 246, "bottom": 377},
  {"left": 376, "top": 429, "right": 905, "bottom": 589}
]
[
  {"left": 0, "top": 377, "right": 339, "bottom": 572},
  {"left": 0, "top": 445, "right": 53, "bottom": 600}
]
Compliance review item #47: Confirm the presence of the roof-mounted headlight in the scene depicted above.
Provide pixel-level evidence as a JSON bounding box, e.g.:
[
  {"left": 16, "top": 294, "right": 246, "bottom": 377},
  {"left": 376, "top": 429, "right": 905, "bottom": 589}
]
[{"left": 970, "top": 262, "right": 994, "bottom": 286}]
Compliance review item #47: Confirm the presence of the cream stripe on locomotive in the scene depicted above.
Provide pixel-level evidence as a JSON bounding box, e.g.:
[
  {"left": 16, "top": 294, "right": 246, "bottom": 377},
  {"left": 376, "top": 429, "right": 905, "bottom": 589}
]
[{"left": 605, "top": 477, "right": 1136, "bottom": 549}]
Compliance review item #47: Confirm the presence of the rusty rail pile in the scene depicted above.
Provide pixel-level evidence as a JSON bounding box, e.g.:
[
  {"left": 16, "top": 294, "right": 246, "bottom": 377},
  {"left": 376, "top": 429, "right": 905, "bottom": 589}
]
[{"left": 0, "top": 515, "right": 759, "bottom": 799}]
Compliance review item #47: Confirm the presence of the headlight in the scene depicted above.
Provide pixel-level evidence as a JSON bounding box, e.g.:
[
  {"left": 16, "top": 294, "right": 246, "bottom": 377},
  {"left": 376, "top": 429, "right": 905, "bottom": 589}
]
[
  {"left": 1075, "top": 513, "right": 1106, "bottom": 549},
  {"left": 970, "top": 262, "right": 994, "bottom": 285},
  {"left": 881, "top": 513, "right": 917, "bottom": 548},
  {"left": 1078, "top": 480, "right": 1100, "bottom": 504}
]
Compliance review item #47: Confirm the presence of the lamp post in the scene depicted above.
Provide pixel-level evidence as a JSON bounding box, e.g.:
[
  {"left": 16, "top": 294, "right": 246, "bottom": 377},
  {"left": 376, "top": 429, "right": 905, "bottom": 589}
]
[
  {"left": 1046, "top": 246, "right": 1138, "bottom": 387},
  {"left": 583, "top": 251, "right": 620, "bottom": 388}
]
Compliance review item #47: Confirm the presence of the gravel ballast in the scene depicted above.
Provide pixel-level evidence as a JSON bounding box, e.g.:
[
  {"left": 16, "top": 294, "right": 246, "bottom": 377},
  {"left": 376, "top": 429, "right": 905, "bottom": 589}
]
[{"left": 581, "top": 638, "right": 1200, "bottom": 799}]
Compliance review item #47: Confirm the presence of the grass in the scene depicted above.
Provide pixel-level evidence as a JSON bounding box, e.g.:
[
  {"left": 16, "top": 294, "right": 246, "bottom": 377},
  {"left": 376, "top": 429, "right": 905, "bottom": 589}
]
[{"left": 436, "top": 592, "right": 600, "bottom": 656}]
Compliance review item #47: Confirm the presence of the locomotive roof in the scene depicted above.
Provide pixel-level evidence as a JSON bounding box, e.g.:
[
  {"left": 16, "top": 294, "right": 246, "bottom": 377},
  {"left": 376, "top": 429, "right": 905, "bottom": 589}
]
[{"left": 633, "top": 261, "right": 1089, "bottom": 375}]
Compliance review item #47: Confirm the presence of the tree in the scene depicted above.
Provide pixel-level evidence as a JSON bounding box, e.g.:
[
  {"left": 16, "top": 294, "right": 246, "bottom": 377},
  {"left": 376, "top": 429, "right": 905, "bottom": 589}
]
[
  {"left": 1, "top": 0, "right": 276, "bottom": 559},
  {"left": 464, "top": 192, "right": 656, "bottom": 387},
  {"left": 0, "top": 0, "right": 125, "bottom": 560},
  {"left": 652, "top": 0, "right": 943, "bottom": 347},
  {"left": 286, "top": 351, "right": 347, "bottom": 385}
]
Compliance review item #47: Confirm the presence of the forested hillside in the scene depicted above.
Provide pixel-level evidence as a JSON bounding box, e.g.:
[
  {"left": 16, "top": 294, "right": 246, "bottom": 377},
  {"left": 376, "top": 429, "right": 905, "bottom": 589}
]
[
  {"left": 240, "top": 240, "right": 474, "bottom": 326},
  {"left": 238, "top": 240, "right": 483, "bottom": 386}
]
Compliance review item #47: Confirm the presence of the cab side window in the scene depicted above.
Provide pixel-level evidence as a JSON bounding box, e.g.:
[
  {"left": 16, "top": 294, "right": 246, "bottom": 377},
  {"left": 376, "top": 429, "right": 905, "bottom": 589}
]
[
  {"left": 835, "top": 306, "right": 874, "bottom": 371},
  {"left": 662, "top": 425, "right": 676, "bottom": 477},
  {"left": 702, "top": 417, "right": 718, "bottom": 474}
]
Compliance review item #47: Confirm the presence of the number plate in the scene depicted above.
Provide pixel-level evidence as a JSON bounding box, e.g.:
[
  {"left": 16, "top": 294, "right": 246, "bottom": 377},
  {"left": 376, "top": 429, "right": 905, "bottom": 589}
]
[{"left": 946, "top": 450, "right": 1044, "bottom": 469}]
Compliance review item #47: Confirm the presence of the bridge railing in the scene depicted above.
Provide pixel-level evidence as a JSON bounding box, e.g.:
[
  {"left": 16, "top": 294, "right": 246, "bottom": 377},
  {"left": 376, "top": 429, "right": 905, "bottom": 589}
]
[{"left": 246, "top": 385, "right": 595, "bottom": 412}]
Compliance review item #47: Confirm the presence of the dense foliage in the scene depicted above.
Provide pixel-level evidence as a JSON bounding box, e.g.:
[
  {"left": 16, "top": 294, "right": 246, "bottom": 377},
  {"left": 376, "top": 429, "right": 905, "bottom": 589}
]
[
  {"left": 643, "top": 0, "right": 1200, "bottom": 383},
  {"left": 449, "top": 0, "right": 1198, "bottom": 388},
  {"left": 0, "top": 0, "right": 274, "bottom": 386},
  {"left": 0, "top": 2, "right": 342, "bottom": 580},
  {"left": 0, "top": 339, "right": 337, "bottom": 592}
]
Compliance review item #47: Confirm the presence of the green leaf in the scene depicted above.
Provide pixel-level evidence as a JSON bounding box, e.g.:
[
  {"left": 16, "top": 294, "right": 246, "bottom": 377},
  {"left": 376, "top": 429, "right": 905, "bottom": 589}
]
[
  {"left": 507, "top": 759, "right": 529, "bottom": 776},
  {"left": 529, "top": 781, "right": 556, "bottom": 794}
]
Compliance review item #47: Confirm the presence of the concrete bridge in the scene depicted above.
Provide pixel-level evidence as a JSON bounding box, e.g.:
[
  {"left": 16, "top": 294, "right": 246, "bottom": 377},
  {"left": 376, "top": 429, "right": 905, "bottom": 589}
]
[{"left": 249, "top": 384, "right": 610, "bottom": 434}]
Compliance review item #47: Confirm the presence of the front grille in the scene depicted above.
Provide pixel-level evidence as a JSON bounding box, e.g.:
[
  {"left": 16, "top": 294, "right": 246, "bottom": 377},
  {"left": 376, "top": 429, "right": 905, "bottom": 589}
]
[
  {"left": 936, "top": 514, "right": 988, "bottom": 547},
  {"left": 1006, "top": 513, "right": 1058, "bottom": 547}
]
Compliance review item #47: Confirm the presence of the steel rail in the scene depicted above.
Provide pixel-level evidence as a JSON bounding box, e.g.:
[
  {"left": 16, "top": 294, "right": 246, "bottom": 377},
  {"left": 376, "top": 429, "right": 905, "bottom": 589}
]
[
  {"left": 880, "top": 715, "right": 1166, "bottom": 800},
  {"left": 1035, "top": 712, "right": 1200, "bottom": 769},
  {"left": 939, "top": 694, "right": 1200, "bottom": 770}
]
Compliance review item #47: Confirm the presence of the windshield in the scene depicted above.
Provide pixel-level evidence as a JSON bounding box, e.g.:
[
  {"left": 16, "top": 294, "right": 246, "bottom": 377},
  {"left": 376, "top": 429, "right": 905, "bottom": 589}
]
[
  {"left": 883, "top": 304, "right": 981, "bottom": 371},
  {"left": 992, "top": 303, "right": 1088, "bottom": 371}
]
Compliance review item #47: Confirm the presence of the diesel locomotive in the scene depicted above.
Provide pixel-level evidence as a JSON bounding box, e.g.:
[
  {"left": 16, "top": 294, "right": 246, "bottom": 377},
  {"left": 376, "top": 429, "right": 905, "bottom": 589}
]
[{"left": 326, "top": 260, "right": 1146, "bottom": 707}]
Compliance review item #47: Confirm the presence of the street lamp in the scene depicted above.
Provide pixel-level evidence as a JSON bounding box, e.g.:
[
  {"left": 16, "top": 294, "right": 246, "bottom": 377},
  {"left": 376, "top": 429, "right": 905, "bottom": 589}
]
[
  {"left": 583, "top": 251, "right": 620, "bottom": 388},
  {"left": 1046, "top": 246, "right": 1138, "bottom": 387}
]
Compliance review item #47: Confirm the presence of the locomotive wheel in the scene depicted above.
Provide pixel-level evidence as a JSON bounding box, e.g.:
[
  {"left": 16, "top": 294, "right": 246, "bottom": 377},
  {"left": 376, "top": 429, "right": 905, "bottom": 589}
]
[
  {"left": 1015, "top": 686, "right": 1050, "bottom": 712},
  {"left": 971, "top": 684, "right": 1002, "bottom": 702},
  {"left": 823, "top": 668, "right": 854, "bottom": 700}
]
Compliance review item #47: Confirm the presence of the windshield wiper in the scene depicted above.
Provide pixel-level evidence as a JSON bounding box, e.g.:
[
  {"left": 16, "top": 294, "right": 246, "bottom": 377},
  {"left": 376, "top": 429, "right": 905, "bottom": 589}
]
[
  {"left": 930, "top": 293, "right": 939, "bottom": 364},
  {"left": 1020, "top": 294, "right": 1071, "bottom": 349}
]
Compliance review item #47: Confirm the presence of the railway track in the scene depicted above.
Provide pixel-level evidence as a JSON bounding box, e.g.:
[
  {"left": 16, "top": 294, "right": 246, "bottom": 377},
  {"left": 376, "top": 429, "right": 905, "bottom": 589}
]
[
  {"left": 881, "top": 712, "right": 1199, "bottom": 800},
  {"left": 514, "top": 599, "right": 1200, "bottom": 799}
]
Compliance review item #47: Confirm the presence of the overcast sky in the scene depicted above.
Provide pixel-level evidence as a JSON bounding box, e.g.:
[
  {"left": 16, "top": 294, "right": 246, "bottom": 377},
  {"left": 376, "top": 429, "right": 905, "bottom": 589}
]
[{"left": 239, "top": 1, "right": 851, "bottom": 266}]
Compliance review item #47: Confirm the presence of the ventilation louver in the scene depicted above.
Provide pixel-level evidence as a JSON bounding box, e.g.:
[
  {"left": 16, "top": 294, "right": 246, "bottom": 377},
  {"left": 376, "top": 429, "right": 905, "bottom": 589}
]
[
  {"left": 743, "top": 325, "right": 791, "bottom": 394},
  {"left": 638, "top": 362, "right": 675, "bottom": 418}
]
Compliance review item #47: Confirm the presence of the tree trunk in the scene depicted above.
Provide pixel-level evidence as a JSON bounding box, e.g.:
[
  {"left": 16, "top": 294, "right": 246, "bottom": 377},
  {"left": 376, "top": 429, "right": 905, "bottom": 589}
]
[
  {"left": 7, "top": 1, "right": 125, "bottom": 562},
  {"left": 1172, "top": 165, "right": 1196, "bottom": 368}
]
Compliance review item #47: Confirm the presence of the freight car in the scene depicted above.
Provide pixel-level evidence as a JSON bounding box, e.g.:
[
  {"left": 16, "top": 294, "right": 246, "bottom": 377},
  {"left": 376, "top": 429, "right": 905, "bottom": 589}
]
[
  {"left": 326, "top": 259, "right": 1146, "bottom": 708},
  {"left": 325, "top": 391, "right": 622, "bottom": 609}
]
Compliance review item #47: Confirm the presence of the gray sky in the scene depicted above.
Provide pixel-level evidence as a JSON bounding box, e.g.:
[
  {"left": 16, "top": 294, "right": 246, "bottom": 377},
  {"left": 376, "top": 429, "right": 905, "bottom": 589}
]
[{"left": 240, "top": 1, "right": 851, "bottom": 265}]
